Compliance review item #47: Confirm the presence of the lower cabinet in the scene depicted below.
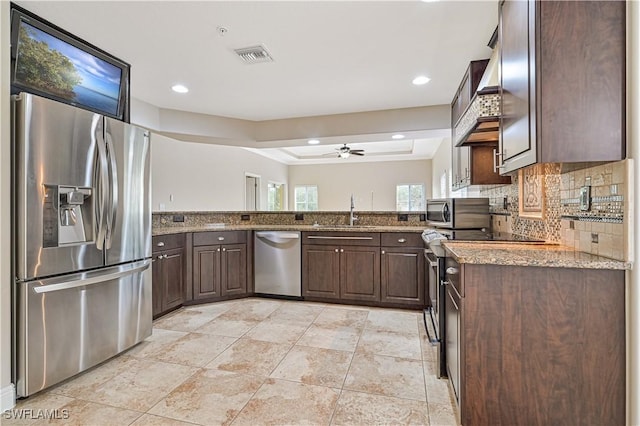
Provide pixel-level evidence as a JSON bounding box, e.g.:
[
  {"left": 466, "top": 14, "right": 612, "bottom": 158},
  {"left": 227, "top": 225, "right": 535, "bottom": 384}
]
[
  {"left": 192, "top": 231, "right": 248, "bottom": 302},
  {"left": 301, "top": 244, "right": 380, "bottom": 302},
  {"left": 302, "top": 232, "right": 423, "bottom": 307},
  {"left": 445, "top": 256, "right": 625, "bottom": 425},
  {"left": 301, "top": 245, "right": 340, "bottom": 299},
  {"left": 380, "top": 247, "right": 424, "bottom": 305},
  {"left": 152, "top": 234, "right": 185, "bottom": 318}
]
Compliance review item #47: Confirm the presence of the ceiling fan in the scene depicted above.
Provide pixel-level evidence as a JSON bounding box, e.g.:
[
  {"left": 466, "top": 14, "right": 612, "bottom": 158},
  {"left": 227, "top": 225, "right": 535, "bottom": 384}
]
[{"left": 334, "top": 144, "right": 365, "bottom": 159}]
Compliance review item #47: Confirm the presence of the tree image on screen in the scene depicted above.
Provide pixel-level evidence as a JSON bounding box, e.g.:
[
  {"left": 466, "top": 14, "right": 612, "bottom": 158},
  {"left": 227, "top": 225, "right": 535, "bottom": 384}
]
[{"left": 15, "top": 25, "right": 81, "bottom": 100}]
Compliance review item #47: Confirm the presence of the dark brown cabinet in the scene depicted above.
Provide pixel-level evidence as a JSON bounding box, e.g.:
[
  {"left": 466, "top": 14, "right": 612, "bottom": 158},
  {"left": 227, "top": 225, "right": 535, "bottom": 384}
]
[
  {"left": 380, "top": 233, "right": 424, "bottom": 305},
  {"left": 302, "top": 232, "right": 424, "bottom": 308},
  {"left": 302, "top": 232, "right": 381, "bottom": 303},
  {"left": 451, "top": 61, "right": 510, "bottom": 190},
  {"left": 498, "top": 0, "right": 626, "bottom": 174},
  {"left": 152, "top": 234, "right": 185, "bottom": 318},
  {"left": 301, "top": 245, "right": 340, "bottom": 299},
  {"left": 444, "top": 256, "right": 625, "bottom": 425},
  {"left": 192, "top": 231, "right": 248, "bottom": 302},
  {"left": 339, "top": 245, "right": 380, "bottom": 302}
]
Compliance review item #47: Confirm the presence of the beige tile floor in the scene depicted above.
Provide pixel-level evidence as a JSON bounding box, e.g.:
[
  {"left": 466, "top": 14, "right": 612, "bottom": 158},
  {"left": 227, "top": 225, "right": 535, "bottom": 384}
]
[{"left": 5, "top": 298, "right": 459, "bottom": 425}]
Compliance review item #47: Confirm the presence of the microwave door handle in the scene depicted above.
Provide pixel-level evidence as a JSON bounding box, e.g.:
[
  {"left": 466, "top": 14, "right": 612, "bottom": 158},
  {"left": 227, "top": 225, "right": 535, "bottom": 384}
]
[
  {"left": 93, "top": 116, "right": 108, "bottom": 250},
  {"left": 104, "top": 130, "right": 118, "bottom": 249}
]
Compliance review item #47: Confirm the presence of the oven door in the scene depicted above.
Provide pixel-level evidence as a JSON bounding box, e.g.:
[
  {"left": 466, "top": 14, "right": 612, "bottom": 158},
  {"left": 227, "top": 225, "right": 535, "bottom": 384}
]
[
  {"left": 426, "top": 200, "right": 452, "bottom": 227},
  {"left": 423, "top": 249, "right": 440, "bottom": 344}
]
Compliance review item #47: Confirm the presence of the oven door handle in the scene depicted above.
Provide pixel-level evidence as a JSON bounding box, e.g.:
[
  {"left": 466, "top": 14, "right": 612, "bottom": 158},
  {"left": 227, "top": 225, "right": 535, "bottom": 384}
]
[{"left": 422, "top": 307, "right": 440, "bottom": 345}]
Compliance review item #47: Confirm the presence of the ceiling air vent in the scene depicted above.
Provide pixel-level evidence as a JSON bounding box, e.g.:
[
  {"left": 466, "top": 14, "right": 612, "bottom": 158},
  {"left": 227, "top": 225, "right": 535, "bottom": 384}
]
[{"left": 234, "top": 45, "right": 273, "bottom": 64}]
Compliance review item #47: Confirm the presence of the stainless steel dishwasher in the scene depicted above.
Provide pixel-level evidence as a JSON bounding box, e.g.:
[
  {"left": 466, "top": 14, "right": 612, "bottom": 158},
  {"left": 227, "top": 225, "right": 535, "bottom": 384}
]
[{"left": 254, "top": 231, "right": 301, "bottom": 297}]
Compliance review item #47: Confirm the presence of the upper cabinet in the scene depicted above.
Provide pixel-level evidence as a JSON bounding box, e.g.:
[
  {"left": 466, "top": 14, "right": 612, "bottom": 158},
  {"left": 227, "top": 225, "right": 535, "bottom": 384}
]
[
  {"left": 451, "top": 59, "right": 511, "bottom": 191},
  {"left": 498, "top": 0, "right": 626, "bottom": 174}
]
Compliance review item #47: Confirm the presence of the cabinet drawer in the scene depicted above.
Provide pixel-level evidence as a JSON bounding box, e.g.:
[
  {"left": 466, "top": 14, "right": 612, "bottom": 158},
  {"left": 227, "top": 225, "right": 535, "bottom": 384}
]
[
  {"left": 381, "top": 233, "right": 423, "bottom": 248},
  {"left": 152, "top": 233, "right": 185, "bottom": 252},
  {"left": 302, "top": 232, "right": 380, "bottom": 246},
  {"left": 193, "top": 231, "right": 247, "bottom": 246}
]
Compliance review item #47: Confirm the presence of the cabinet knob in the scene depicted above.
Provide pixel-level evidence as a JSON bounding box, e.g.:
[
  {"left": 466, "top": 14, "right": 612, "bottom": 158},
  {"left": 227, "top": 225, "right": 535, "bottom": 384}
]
[
  {"left": 157, "top": 255, "right": 163, "bottom": 260},
  {"left": 335, "top": 249, "right": 339, "bottom": 253},
  {"left": 340, "top": 248, "right": 344, "bottom": 253},
  {"left": 398, "top": 238, "right": 406, "bottom": 243},
  {"left": 164, "top": 254, "right": 169, "bottom": 259},
  {"left": 156, "top": 242, "right": 165, "bottom": 247},
  {"left": 381, "top": 250, "right": 385, "bottom": 255},
  {"left": 218, "top": 236, "right": 225, "bottom": 241},
  {"left": 222, "top": 247, "right": 226, "bottom": 252},
  {"left": 217, "top": 248, "right": 221, "bottom": 252},
  {"left": 446, "top": 267, "right": 459, "bottom": 275}
]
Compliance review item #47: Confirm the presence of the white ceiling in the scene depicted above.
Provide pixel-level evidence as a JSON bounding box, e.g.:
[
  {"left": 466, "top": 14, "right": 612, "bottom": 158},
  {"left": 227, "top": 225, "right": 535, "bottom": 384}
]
[{"left": 14, "top": 0, "right": 498, "bottom": 163}]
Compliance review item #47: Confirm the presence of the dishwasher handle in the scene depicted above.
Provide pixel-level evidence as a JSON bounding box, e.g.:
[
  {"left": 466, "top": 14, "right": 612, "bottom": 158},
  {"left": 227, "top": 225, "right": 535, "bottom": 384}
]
[{"left": 256, "top": 232, "right": 301, "bottom": 241}]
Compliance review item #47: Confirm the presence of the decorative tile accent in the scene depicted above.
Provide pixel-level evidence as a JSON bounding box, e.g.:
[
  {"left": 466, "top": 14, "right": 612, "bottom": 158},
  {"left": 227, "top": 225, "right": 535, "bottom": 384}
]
[
  {"left": 454, "top": 93, "right": 500, "bottom": 144},
  {"left": 481, "top": 159, "right": 629, "bottom": 261}
]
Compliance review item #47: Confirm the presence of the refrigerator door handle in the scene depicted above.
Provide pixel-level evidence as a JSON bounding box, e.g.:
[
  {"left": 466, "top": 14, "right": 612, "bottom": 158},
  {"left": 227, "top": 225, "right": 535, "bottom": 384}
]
[
  {"left": 94, "top": 116, "right": 109, "bottom": 250},
  {"left": 104, "top": 129, "right": 119, "bottom": 249},
  {"left": 32, "top": 259, "right": 151, "bottom": 294}
]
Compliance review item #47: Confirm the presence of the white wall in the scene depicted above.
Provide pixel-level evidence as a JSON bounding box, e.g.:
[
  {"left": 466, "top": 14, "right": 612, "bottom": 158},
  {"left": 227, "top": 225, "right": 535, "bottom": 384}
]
[
  {"left": 431, "top": 138, "right": 451, "bottom": 199},
  {"left": 288, "top": 160, "right": 432, "bottom": 211},
  {"left": 151, "top": 134, "right": 288, "bottom": 211},
  {"left": 0, "top": 1, "right": 14, "bottom": 411}
]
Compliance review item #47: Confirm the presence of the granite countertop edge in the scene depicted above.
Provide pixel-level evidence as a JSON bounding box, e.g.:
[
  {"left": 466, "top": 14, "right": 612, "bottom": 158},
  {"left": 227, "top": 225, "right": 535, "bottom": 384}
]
[
  {"left": 153, "top": 224, "right": 428, "bottom": 236},
  {"left": 442, "top": 241, "right": 632, "bottom": 271}
]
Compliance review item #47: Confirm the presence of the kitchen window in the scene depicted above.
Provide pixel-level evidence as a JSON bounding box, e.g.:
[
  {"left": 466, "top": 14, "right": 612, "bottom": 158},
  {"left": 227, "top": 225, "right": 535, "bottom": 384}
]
[
  {"left": 294, "top": 185, "right": 318, "bottom": 211},
  {"left": 396, "top": 184, "right": 425, "bottom": 211},
  {"left": 267, "top": 182, "right": 286, "bottom": 211}
]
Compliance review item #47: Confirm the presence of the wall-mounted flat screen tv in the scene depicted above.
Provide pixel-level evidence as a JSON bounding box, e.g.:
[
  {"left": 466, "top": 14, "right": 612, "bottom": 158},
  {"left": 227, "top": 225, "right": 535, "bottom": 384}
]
[{"left": 10, "top": 4, "right": 130, "bottom": 122}]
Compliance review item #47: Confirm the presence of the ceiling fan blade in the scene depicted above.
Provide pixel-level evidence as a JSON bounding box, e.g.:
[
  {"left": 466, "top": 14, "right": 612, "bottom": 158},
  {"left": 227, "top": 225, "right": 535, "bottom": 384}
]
[
  {"left": 350, "top": 149, "right": 364, "bottom": 153},
  {"left": 351, "top": 151, "right": 365, "bottom": 156}
]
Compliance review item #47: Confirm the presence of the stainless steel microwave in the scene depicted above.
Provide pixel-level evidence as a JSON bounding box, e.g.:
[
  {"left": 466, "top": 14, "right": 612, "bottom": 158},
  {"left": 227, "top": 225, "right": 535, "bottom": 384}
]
[{"left": 425, "top": 198, "right": 490, "bottom": 229}]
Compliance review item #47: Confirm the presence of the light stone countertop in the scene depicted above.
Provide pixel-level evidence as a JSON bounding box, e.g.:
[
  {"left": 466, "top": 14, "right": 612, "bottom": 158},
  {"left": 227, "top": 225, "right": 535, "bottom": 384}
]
[
  {"left": 442, "top": 241, "right": 632, "bottom": 270},
  {"left": 153, "top": 224, "right": 428, "bottom": 236}
]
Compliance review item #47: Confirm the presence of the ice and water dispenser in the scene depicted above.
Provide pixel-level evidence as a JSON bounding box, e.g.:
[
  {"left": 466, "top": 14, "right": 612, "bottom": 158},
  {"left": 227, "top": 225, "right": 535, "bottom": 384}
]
[{"left": 43, "top": 185, "right": 94, "bottom": 247}]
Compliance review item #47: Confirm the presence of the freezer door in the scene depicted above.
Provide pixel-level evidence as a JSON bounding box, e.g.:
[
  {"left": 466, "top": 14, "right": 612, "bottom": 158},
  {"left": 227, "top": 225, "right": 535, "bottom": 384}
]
[
  {"left": 103, "top": 118, "right": 151, "bottom": 265},
  {"left": 15, "top": 260, "right": 152, "bottom": 397},
  {"left": 14, "top": 93, "right": 106, "bottom": 281}
]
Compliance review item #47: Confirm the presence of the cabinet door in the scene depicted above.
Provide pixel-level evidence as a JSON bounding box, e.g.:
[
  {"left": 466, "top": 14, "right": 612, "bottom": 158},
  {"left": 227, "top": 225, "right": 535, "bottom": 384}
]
[
  {"left": 340, "top": 246, "right": 380, "bottom": 302},
  {"left": 499, "top": 0, "right": 537, "bottom": 173},
  {"left": 380, "top": 248, "right": 424, "bottom": 305},
  {"left": 302, "top": 245, "right": 340, "bottom": 299},
  {"left": 151, "top": 254, "right": 164, "bottom": 317},
  {"left": 193, "top": 245, "right": 221, "bottom": 300},
  {"left": 221, "top": 244, "right": 247, "bottom": 297},
  {"left": 163, "top": 247, "right": 185, "bottom": 310}
]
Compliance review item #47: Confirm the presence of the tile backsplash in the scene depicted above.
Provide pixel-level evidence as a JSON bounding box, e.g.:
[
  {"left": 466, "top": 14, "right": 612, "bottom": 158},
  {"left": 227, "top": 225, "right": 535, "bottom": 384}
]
[{"left": 480, "top": 160, "right": 629, "bottom": 261}]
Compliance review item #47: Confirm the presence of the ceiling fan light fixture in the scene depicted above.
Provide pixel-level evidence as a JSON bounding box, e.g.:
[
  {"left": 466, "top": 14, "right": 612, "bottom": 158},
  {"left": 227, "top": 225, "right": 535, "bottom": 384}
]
[{"left": 339, "top": 151, "right": 350, "bottom": 159}]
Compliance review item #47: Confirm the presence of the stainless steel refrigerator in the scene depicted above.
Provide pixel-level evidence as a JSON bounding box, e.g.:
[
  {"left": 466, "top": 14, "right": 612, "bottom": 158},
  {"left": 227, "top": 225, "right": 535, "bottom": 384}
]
[{"left": 12, "top": 93, "right": 152, "bottom": 397}]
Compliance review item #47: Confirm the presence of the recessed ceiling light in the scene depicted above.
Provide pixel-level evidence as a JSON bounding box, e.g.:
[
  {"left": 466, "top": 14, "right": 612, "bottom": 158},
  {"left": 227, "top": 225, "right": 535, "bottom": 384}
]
[
  {"left": 412, "top": 75, "right": 431, "bottom": 86},
  {"left": 392, "top": 134, "right": 405, "bottom": 140},
  {"left": 307, "top": 139, "right": 320, "bottom": 145},
  {"left": 171, "top": 84, "right": 189, "bottom": 93},
  {"left": 421, "top": 0, "right": 440, "bottom": 3}
]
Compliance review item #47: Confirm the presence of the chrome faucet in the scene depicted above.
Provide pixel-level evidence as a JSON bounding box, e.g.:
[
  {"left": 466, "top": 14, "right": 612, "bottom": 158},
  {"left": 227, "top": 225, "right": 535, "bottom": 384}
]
[{"left": 349, "top": 194, "right": 358, "bottom": 226}]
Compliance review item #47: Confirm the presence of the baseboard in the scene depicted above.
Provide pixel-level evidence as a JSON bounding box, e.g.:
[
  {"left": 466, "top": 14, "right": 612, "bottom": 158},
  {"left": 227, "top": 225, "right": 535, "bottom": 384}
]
[{"left": 0, "top": 383, "right": 15, "bottom": 412}]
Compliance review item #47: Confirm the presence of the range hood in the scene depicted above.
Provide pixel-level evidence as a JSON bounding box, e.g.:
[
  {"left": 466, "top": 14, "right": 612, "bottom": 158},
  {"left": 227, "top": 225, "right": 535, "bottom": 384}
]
[{"left": 454, "top": 46, "right": 500, "bottom": 147}]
